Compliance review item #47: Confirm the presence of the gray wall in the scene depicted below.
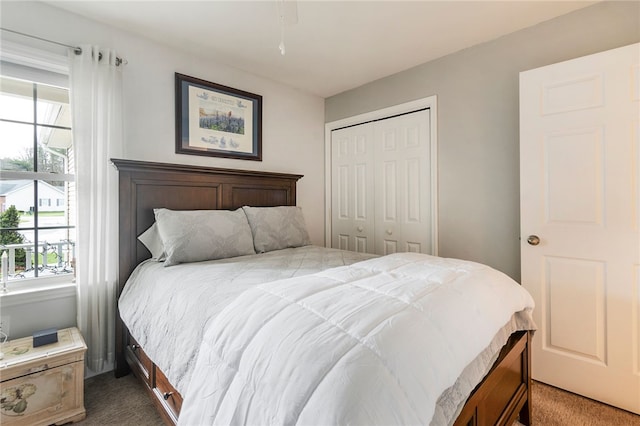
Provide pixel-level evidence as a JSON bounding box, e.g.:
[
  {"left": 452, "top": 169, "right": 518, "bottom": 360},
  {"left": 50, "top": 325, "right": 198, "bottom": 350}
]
[{"left": 325, "top": 1, "right": 640, "bottom": 280}]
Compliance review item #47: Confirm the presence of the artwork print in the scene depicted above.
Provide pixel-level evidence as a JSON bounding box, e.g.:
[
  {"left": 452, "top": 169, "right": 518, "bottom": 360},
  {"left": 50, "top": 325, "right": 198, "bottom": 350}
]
[{"left": 176, "top": 73, "right": 262, "bottom": 160}]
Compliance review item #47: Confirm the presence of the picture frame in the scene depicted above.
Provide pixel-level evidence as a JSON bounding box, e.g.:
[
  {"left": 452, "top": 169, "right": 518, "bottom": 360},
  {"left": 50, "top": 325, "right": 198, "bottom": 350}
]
[{"left": 175, "top": 73, "right": 262, "bottom": 161}]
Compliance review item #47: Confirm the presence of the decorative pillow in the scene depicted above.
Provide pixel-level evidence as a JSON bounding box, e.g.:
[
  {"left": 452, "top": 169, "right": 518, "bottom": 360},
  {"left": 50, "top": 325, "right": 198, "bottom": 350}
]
[
  {"left": 242, "top": 206, "right": 311, "bottom": 253},
  {"left": 137, "top": 222, "right": 165, "bottom": 261},
  {"left": 154, "top": 208, "right": 256, "bottom": 266}
]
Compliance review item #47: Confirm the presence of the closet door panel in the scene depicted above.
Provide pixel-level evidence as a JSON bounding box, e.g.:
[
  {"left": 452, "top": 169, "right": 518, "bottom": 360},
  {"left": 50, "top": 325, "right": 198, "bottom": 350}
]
[
  {"left": 331, "top": 125, "right": 375, "bottom": 253},
  {"left": 381, "top": 159, "right": 399, "bottom": 254},
  {"left": 374, "top": 110, "right": 431, "bottom": 255}
]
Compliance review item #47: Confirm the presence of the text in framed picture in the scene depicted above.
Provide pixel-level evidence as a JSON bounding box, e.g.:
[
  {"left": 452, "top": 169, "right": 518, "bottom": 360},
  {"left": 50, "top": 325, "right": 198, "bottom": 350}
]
[{"left": 175, "top": 73, "right": 262, "bottom": 161}]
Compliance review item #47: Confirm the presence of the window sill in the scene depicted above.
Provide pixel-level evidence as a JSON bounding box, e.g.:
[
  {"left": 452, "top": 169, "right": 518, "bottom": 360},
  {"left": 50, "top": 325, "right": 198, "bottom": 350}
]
[{"left": 0, "top": 282, "right": 76, "bottom": 308}]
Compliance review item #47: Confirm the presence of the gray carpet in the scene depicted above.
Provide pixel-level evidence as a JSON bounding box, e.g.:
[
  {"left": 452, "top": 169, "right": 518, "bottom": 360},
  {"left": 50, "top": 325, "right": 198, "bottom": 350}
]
[
  {"left": 77, "top": 374, "right": 639, "bottom": 425},
  {"left": 76, "top": 373, "right": 162, "bottom": 425}
]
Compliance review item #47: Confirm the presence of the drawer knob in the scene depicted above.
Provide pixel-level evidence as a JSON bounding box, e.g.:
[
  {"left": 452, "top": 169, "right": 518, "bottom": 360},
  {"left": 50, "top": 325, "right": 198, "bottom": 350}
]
[
  {"left": 163, "top": 392, "right": 173, "bottom": 400},
  {"left": 131, "top": 344, "right": 139, "bottom": 350}
]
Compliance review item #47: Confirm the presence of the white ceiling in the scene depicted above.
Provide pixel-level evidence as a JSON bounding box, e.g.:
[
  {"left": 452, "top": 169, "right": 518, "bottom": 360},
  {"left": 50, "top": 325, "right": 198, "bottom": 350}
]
[{"left": 45, "top": 1, "right": 597, "bottom": 97}]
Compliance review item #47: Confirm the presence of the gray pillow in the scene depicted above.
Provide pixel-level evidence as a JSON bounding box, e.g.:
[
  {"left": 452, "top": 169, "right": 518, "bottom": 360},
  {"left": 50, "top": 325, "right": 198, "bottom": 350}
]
[
  {"left": 154, "top": 208, "right": 256, "bottom": 266},
  {"left": 242, "top": 206, "right": 311, "bottom": 253},
  {"left": 137, "top": 222, "right": 165, "bottom": 261}
]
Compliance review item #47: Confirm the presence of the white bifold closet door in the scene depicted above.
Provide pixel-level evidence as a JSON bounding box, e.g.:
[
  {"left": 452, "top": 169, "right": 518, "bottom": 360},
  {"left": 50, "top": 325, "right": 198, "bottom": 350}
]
[{"left": 331, "top": 109, "right": 432, "bottom": 255}]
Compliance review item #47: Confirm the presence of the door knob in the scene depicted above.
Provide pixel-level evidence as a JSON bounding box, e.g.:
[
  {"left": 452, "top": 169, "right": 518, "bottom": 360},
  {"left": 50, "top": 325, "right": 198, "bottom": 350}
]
[
  {"left": 386, "top": 229, "right": 393, "bottom": 235},
  {"left": 357, "top": 226, "right": 363, "bottom": 232},
  {"left": 527, "top": 235, "right": 540, "bottom": 246}
]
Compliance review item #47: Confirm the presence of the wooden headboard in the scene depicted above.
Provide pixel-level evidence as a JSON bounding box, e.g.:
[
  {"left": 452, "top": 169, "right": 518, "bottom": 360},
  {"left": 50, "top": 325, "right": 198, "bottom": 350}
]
[{"left": 111, "top": 158, "right": 303, "bottom": 376}]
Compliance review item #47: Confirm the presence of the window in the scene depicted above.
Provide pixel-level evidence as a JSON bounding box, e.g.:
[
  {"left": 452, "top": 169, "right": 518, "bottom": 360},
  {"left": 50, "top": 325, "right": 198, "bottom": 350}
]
[{"left": 0, "top": 75, "right": 75, "bottom": 284}]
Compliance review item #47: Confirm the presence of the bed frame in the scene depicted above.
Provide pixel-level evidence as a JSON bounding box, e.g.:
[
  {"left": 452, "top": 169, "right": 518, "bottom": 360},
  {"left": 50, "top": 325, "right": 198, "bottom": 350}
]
[{"left": 112, "top": 159, "right": 532, "bottom": 426}]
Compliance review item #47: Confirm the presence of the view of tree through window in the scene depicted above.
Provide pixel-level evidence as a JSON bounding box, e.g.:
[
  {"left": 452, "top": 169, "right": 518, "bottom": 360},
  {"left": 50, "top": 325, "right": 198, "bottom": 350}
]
[{"left": 0, "top": 75, "right": 75, "bottom": 282}]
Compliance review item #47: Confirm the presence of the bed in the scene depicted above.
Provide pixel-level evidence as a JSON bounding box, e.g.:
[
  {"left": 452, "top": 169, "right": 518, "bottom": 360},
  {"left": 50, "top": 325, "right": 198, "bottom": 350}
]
[{"left": 112, "top": 159, "right": 535, "bottom": 426}]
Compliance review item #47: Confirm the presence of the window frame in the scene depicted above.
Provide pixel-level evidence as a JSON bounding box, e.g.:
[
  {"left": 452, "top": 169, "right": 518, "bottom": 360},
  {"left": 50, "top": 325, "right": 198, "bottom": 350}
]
[{"left": 1, "top": 71, "right": 75, "bottom": 292}]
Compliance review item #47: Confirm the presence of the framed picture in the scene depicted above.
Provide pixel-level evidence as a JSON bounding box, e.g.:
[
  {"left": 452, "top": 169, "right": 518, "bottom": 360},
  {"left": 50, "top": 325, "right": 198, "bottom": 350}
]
[{"left": 175, "top": 73, "right": 262, "bottom": 161}]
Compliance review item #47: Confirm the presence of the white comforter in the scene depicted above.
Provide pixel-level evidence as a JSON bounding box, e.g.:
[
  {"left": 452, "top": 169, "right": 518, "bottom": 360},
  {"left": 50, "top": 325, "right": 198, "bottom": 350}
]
[
  {"left": 177, "top": 253, "right": 535, "bottom": 426},
  {"left": 119, "top": 246, "right": 375, "bottom": 393}
]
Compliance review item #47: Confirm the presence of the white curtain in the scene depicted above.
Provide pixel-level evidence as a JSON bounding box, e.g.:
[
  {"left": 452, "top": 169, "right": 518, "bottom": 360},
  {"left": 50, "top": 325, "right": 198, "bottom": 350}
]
[{"left": 69, "top": 45, "right": 123, "bottom": 373}]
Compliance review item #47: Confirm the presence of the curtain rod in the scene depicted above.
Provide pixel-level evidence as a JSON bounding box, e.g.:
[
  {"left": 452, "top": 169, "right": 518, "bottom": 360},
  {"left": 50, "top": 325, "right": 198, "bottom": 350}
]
[{"left": 0, "top": 27, "right": 127, "bottom": 66}]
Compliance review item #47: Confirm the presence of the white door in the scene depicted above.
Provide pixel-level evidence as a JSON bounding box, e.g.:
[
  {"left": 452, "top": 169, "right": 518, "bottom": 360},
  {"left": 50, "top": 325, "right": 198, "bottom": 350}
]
[
  {"left": 520, "top": 43, "right": 640, "bottom": 414},
  {"left": 374, "top": 110, "right": 431, "bottom": 255},
  {"left": 331, "top": 124, "right": 375, "bottom": 253}
]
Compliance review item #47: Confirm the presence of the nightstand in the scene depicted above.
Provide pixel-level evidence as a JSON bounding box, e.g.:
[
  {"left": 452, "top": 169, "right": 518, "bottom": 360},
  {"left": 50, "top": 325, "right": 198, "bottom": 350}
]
[{"left": 0, "top": 327, "right": 87, "bottom": 425}]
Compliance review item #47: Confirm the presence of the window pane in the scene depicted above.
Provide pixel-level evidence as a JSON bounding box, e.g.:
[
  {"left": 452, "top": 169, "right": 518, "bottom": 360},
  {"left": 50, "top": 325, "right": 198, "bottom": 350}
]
[
  {"left": 38, "top": 126, "right": 71, "bottom": 158},
  {"left": 37, "top": 84, "right": 70, "bottom": 127},
  {"left": 0, "top": 76, "right": 34, "bottom": 123},
  {"left": 37, "top": 180, "right": 73, "bottom": 228},
  {"left": 0, "top": 179, "right": 35, "bottom": 227},
  {"left": 0, "top": 121, "right": 35, "bottom": 171},
  {"left": 3, "top": 241, "right": 35, "bottom": 280},
  {"left": 0, "top": 198, "right": 32, "bottom": 280},
  {"left": 36, "top": 229, "right": 75, "bottom": 276}
]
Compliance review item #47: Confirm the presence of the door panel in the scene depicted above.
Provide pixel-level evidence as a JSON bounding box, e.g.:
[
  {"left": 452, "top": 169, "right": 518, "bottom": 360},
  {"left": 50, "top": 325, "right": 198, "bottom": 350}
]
[
  {"left": 545, "top": 128, "right": 603, "bottom": 224},
  {"left": 520, "top": 43, "right": 640, "bottom": 414},
  {"left": 331, "top": 125, "right": 374, "bottom": 253},
  {"left": 374, "top": 110, "right": 431, "bottom": 256},
  {"left": 545, "top": 256, "right": 606, "bottom": 362}
]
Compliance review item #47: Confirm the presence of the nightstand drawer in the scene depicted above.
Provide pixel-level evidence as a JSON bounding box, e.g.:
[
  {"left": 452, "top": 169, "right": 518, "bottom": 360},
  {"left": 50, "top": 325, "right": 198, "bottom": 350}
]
[{"left": 1, "top": 351, "right": 84, "bottom": 381}]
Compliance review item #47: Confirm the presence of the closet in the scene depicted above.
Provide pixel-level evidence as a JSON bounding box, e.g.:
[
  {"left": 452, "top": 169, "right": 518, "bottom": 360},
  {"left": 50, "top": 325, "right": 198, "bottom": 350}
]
[{"left": 330, "top": 109, "right": 433, "bottom": 255}]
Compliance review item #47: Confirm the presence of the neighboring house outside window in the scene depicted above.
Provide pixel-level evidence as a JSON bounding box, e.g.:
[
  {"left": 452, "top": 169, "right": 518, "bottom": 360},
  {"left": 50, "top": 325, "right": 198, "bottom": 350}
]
[{"left": 0, "top": 74, "right": 75, "bottom": 284}]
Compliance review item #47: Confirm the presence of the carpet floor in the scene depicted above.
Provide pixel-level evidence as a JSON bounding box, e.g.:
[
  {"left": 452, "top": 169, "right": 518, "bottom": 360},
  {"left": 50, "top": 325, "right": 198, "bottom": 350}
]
[
  {"left": 75, "top": 373, "right": 162, "bottom": 425},
  {"left": 529, "top": 381, "right": 639, "bottom": 426},
  {"left": 76, "top": 374, "right": 639, "bottom": 425}
]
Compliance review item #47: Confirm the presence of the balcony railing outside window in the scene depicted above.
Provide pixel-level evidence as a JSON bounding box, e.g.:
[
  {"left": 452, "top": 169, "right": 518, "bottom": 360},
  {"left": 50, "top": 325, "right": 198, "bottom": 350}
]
[{"left": 1, "top": 240, "right": 75, "bottom": 279}]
